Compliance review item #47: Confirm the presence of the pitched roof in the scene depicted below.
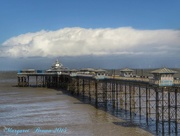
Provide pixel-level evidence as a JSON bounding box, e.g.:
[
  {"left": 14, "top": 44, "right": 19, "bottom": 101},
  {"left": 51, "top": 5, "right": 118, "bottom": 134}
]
[
  {"left": 95, "top": 69, "right": 106, "bottom": 72},
  {"left": 120, "top": 68, "right": 134, "bottom": 72},
  {"left": 151, "top": 68, "right": 177, "bottom": 74},
  {"left": 69, "top": 69, "right": 78, "bottom": 72},
  {"left": 80, "top": 68, "right": 96, "bottom": 72},
  {"left": 21, "top": 69, "right": 35, "bottom": 72},
  {"left": 46, "top": 67, "right": 69, "bottom": 72}
]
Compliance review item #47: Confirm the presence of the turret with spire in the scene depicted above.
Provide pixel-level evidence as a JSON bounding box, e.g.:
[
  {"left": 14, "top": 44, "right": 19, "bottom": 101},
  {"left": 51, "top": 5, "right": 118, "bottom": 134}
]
[
  {"left": 51, "top": 59, "right": 63, "bottom": 69},
  {"left": 46, "top": 59, "right": 69, "bottom": 73}
]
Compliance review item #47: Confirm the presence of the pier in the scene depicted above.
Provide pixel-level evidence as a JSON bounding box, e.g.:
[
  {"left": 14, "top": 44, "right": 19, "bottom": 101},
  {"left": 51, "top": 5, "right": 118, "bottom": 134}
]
[{"left": 17, "top": 60, "right": 180, "bottom": 135}]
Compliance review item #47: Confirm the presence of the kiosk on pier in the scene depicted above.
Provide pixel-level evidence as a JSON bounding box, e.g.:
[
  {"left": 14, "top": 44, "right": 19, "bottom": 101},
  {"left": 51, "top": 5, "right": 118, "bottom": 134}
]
[{"left": 150, "top": 68, "right": 177, "bottom": 86}]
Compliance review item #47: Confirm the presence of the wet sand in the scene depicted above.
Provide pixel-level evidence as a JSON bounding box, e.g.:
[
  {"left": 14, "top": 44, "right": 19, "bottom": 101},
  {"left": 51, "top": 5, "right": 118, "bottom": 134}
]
[{"left": 0, "top": 81, "right": 153, "bottom": 136}]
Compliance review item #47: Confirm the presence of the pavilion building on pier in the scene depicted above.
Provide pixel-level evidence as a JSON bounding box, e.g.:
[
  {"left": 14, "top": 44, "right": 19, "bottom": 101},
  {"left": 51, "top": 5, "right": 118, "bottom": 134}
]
[{"left": 150, "top": 67, "right": 177, "bottom": 86}]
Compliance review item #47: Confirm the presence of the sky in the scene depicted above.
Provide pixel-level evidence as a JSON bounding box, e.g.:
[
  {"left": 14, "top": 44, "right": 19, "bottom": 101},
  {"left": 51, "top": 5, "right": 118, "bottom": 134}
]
[{"left": 0, "top": 0, "right": 180, "bottom": 70}]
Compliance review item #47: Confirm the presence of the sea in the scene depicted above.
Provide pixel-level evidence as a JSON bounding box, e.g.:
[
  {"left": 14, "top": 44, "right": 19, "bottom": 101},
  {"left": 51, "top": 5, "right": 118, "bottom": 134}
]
[{"left": 0, "top": 71, "right": 153, "bottom": 136}]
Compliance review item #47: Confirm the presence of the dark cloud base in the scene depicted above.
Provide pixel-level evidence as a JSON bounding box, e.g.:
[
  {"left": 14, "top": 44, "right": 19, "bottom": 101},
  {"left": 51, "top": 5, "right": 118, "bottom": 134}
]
[{"left": 0, "top": 54, "right": 179, "bottom": 71}]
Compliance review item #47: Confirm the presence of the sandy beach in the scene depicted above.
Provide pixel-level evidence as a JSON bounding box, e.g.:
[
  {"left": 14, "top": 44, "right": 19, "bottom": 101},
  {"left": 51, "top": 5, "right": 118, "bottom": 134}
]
[{"left": 0, "top": 72, "right": 153, "bottom": 136}]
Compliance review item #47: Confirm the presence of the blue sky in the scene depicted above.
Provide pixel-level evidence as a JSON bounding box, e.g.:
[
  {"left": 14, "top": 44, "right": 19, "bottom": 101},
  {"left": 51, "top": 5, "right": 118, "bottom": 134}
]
[
  {"left": 1, "top": 0, "right": 180, "bottom": 43},
  {"left": 0, "top": 0, "right": 180, "bottom": 70}
]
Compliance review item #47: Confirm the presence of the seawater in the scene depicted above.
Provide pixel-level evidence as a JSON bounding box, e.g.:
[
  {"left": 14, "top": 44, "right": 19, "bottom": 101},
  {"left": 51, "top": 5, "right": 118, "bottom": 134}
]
[{"left": 0, "top": 71, "right": 153, "bottom": 136}]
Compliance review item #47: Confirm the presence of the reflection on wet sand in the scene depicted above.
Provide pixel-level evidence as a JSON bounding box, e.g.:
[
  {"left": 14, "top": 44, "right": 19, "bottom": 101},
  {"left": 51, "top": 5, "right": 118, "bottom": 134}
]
[{"left": 0, "top": 76, "right": 153, "bottom": 136}]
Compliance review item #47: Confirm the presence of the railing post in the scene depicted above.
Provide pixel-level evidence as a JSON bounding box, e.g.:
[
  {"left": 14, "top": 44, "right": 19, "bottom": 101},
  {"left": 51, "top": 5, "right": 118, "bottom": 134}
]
[
  {"left": 112, "top": 81, "right": 116, "bottom": 109},
  {"left": 82, "top": 79, "right": 85, "bottom": 99},
  {"left": 146, "top": 85, "right": 149, "bottom": 125},
  {"left": 77, "top": 77, "right": 79, "bottom": 96},
  {"left": 175, "top": 87, "right": 178, "bottom": 134},
  {"left": 88, "top": 79, "right": 91, "bottom": 102},
  {"left": 139, "top": 85, "right": 141, "bottom": 118},
  {"left": 103, "top": 81, "right": 107, "bottom": 109},
  {"left": 116, "top": 82, "right": 119, "bottom": 109},
  {"left": 95, "top": 80, "right": 98, "bottom": 108},
  {"left": 129, "top": 84, "right": 132, "bottom": 117},
  {"left": 125, "top": 83, "right": 127, "bottom": 112},
  {"left": 156, "top": 87, "right": 159, "bottom": 134},
  {"left": 162, "top": 87, "right": 164, "bottom": 135},
  {"left": 168, "top": 88, "right": 170, "bottom": 135}
]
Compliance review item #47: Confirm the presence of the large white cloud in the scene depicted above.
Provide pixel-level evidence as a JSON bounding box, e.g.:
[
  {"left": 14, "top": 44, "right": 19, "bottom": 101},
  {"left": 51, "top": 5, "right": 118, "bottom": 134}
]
[{"left": 0, "top": 27, "right": 180, "bottom": 58}]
